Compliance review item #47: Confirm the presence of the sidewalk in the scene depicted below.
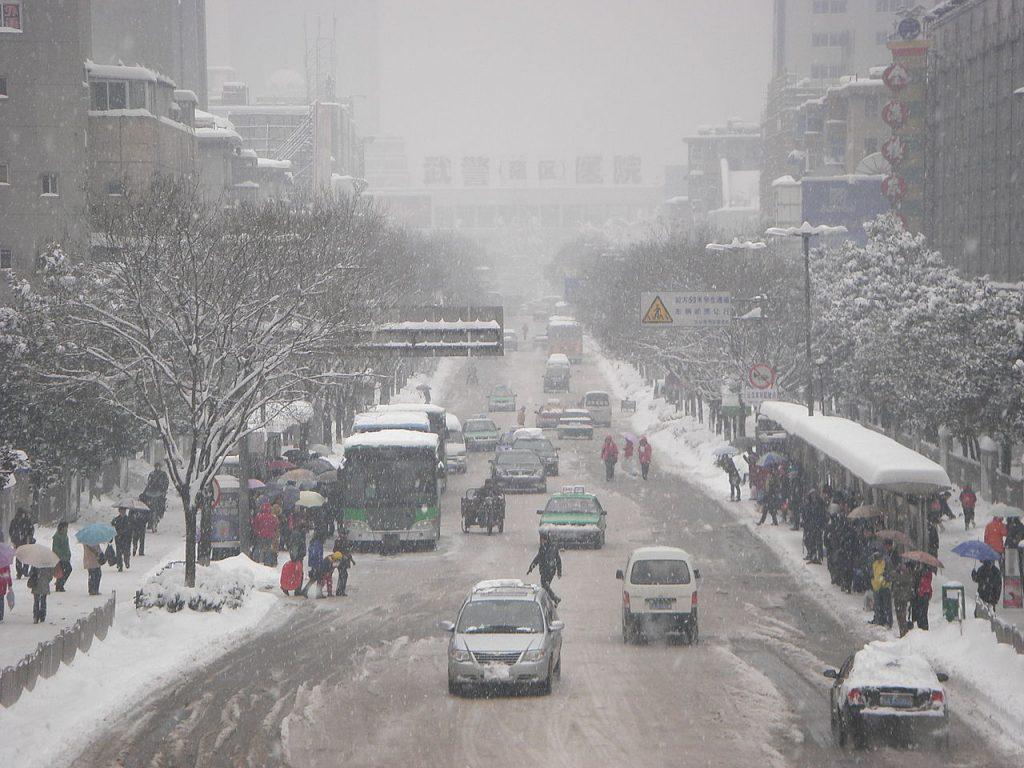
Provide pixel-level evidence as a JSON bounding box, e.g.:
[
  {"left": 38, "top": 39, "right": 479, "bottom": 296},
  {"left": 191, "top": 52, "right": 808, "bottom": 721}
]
[
  {"left": 591, "top": 342, "right": 1024, "bottom": 757},
  {"left": 0, "top": 459, "right": 187, "bottom": 671}
]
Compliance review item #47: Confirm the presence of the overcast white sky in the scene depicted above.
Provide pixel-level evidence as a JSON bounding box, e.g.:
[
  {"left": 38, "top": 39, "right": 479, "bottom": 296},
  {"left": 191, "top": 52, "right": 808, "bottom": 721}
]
[{"left": 377, "top": 0, "right": 771, "bottom": 175}]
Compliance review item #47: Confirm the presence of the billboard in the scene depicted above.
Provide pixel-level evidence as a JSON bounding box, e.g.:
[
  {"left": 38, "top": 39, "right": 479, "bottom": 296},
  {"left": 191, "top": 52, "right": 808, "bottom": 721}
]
[{"left": 801, "top": 176, "right": 888, "bottom": 244}]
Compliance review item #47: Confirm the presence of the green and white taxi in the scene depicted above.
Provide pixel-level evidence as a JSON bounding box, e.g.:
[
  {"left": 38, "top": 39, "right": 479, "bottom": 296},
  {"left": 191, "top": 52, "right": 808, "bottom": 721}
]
[
  {"left": 536, "top": 486, "right": 607, "bottom": 549},
  {"left": 487, "top": 384, "right": 517, "bottom": 413}
]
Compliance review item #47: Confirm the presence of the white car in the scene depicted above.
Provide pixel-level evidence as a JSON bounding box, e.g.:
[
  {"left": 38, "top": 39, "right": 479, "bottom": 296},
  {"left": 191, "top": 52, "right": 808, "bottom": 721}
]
[
  {"left": 445, "top": 413, "right": 467, "bottom": 474},
  {"left": 616, "top": 546, "right": 700, "bottom": 645},
  {"left": 580, "top": 390, "right": 612, "bottom": 427}
]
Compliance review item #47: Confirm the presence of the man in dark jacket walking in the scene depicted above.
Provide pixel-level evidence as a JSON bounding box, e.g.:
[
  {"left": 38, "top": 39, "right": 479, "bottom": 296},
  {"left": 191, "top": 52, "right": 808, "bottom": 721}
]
[
  {"left": 9, "top": 508, "right": 34, "bottom": 578},
  {"left": 803, "top": 490, "right": 827, "bottom": 564},
  {"left": 972, "top": 560, "right": 1002, "bottom": 609},
  {"left": 141, "top": 461, "right": 169, "bottom": 533},
  {"left": 527, "top": 536, "right": 563, "bottom": 604},
  {"left": 111, "top": 507, "right": 133, "bottom": 571}
]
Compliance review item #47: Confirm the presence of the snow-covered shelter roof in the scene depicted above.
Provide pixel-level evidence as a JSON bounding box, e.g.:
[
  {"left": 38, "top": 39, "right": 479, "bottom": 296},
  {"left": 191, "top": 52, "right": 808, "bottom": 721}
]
[
  {"left": 376, "top": 320, "right": 501, "bottom": 332},
  {"left": 375, "top": 402, "right": 448, "bottom": 416},
  {"left": 759, "top": 401, "right": 951, "bottom": 494},
  {"left": 85, "top": 60, "right": 176, "bottom": 87},
  {"left": 343, "top": 430, "right": 439, "bottom": 451}
]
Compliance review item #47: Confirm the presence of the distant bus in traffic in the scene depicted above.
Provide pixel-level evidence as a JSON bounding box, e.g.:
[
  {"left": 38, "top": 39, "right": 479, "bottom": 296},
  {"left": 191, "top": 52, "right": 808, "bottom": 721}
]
[{"left": 546, "top": 316, "right": 582, "bottom": 362}]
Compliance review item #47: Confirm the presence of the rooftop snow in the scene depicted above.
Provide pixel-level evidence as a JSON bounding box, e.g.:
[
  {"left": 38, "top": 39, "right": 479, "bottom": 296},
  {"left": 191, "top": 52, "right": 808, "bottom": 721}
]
[
  {"left": 759, "top": 401, "right": 951, "bottom": 493},
  {"left": 343, "top": 429, "right": 439, "bottom": 450},
  {"left": 375, "top": 403, "right": 447, "bottom": 416},
  {"left": 376, "top": 320, "right": 501, "bottom": 332},
  {"left": 771, "top": 175, "right": 800, "bottom": 187},
  {"left": 353, "top": 411, "right": 431, "bottom": 431},
  {"left": 257, "top": 157, "right": 293, "bottom": 170},
  {"left": 845, "top": 641, "right": 942, "bottom": 692},
  {"left": 85, "top": 60, "right": 175, "bottom": 86}
]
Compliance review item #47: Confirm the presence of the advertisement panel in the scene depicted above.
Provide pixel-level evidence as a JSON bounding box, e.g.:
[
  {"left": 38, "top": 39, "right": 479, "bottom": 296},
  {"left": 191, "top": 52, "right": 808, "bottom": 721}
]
[{"left": 801, "top": 177, "right": 888, "bottom": 244}]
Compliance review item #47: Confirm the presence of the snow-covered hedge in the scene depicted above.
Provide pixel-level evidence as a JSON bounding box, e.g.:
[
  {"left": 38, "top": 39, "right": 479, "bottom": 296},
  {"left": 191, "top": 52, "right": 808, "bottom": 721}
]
[{"left": 135, "top": 561, "right": 254, "bottom": 612}]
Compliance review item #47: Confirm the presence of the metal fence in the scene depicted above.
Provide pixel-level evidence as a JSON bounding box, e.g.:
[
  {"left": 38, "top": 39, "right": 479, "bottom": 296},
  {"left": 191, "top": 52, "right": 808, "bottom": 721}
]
[
  {"left": 974, "top": 599, "right": 1024, "bottom": 655},
  {"left": 0, "top": 591, "right": 116, "bottom": 708}
]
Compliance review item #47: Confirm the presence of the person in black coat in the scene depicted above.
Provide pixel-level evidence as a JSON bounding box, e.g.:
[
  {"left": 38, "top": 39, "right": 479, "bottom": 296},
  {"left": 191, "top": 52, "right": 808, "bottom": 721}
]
[
  {"left": 111, "top": 507, "right": 133, "bottom": 571},
  {"left": 972, "top": 560, "right": 1002, "bottom": 608},
  {"left": 803, "top": 490, "right": 826, "bottom": 563},
  {"left": 527, "top": 536, "right": 563, "bottom": 604},
  {"left": 8, "top": 508, "right": 34, "bottom": 578}
]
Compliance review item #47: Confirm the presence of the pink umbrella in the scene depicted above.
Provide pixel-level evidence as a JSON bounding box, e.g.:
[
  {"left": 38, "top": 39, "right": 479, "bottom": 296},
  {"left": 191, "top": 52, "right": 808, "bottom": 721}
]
[{"left": 0, "top": 543, "right": 15, "bottom": 569}]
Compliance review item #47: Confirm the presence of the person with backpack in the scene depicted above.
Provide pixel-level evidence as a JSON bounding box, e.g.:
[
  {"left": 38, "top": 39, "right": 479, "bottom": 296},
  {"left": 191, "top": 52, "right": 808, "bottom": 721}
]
[{"left": 959, "top": 484, "right": 978, "bottom": 529}]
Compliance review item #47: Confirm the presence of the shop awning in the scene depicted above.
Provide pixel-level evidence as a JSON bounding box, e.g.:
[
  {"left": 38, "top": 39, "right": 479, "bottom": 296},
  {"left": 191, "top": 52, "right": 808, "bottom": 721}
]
[{"left": 760, "top": 401, "right": 951, "bottom": 494}]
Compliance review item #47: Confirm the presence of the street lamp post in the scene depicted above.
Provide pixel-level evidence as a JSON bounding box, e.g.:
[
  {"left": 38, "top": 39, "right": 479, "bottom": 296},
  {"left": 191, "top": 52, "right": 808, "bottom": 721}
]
[{"left": 765, "top": 222, "right": 848, "bottom": 417}]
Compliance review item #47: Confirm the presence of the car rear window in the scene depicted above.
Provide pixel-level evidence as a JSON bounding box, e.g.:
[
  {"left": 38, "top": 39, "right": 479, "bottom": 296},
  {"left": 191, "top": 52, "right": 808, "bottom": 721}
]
[
  {"left": 630, "top": 559, "right": 691, "bottom": 585},
  {"left": 545, "top": 497, "right": 599, "bottom": 514},
  {"left": 448, "top": 430, "right": 464, "bottom": 445},
  {"left": 585, "top": 393, "right": 609, "bottom": 406},
  {"left": 465, "top": 420, "right": 496, "bottom": 432}
]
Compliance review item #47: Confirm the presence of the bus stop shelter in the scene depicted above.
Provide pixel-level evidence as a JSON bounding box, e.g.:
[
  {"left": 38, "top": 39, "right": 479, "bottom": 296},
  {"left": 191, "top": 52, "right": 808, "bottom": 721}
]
[{"left": 760, "top": 401, "right": 952, "bottom": 546}]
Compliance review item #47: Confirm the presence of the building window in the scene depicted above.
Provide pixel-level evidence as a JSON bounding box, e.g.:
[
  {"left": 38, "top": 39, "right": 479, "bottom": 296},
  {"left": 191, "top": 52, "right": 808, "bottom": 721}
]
[
  {"left": 0, "top": 163, "right": 7, "bottom": 184},
  {"left": 1, "top": 2, "right": 22, "bottom": 31},
  {"left": 0, "top": 75, "right": 7, "bottom": 98},
  {"left": 864, "top": 95, "right": 880, "bottom": 117},
  {"left": 129, "top": 81, "right": 147, "bottom": 109},
  {"left": 90, "top": 82, "right": 108, "bottom": 110},
  {"left": 105, "top": 180, "right": 124, "bottom": 196},
  {"left": 813, "top": 32, "right": 828, "bottom": 47},
  {"left": 830, "top": 31, "right": 850, "bottom": 47},
  {"left": 40, "top": 173, "right": 58, "bottom": 196},
  {"left": 876, "top": 0, "right": 907, "bottom": 11},
  {"left": 813, "top": 0, "right": 829, "bottom": 12},
  {"left": 831, "top": 0, "right": 847, "bottom": 11},
  {"left": 90, "top": 80, "right": 147, "bottom": 112},
  {"left": 108, "top": 81, "right": 127, "bottom": 110},
  {"left": 0, "top": 249, "right": 12, "bottom": 269}
]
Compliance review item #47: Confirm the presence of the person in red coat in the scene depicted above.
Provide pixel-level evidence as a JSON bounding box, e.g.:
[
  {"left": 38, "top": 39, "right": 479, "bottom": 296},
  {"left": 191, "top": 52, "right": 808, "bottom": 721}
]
[
  {"left": 637, "top": 437, "right": 653, "bottom": 481},
  {"left": 601, "top": 436, "right": 619, "bottom": 481},
  {"left": 280, "top": 556, "right": 304, "bottom": 596},
  {"left": 253, "top": 503, "right": 280, "bottom": 566},
  {"left": 985, "top": 516, "right": 1008, "bottom": 556},
  {"left": 959, "top": 485, "right": 978, "bottom": 529}
]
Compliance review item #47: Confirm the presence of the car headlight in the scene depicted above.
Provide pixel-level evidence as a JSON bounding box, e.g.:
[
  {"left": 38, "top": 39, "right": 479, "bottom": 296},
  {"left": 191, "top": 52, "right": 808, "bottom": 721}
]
[
  {"left": 449, "top": 648, "right": 472, "bottom": 662},
  {"left": 522, "top": 649, "right": 546, "bottom": 662}
]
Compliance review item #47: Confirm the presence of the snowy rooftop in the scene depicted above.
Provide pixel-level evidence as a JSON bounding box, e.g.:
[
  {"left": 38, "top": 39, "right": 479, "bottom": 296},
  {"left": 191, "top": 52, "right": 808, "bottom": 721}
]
[
  {"left": 375, "top": 402, "right": 447, "bottom": 416},
  {"left": 352, "top": 411, "right": 431, "bottom": 432},
  {"left": 85, "top": 60, "right": 175, "bottom": 87},
  {"left": 759, "top": 401, "right": 951, "bottom": 494},
  {"left": 343, "top": 429, "right": 439, "bottom": 450},
  {"left": 376, "top": 320, "right": 501, "bottom": 332},
  {"left": 256, "top": 157, "right": 293, "bottom": 170},
  {"left": 771, "top": 175, "right": 800, "bottom": 188}
]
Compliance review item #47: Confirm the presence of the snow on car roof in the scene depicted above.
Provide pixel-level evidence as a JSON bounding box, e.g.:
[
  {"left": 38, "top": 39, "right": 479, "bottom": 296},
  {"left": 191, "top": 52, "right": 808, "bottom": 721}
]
[
  {"left": 353, "top": 411, "right": 431, "bottom": 431},
  {"left": 375, "top": 402, "right": 447, "bottom": 415},
  {"left": 513, "top": 428, "right": 544, "bottom": 440},
  {"left": 845, "top": 642, "right": 941, "bottom": 691},
  {"left": 445, "top": 413, "right": 462, "bottom": 431},
  {"left": 630, "top": 546, "right": 693, "bottom": 562},
  {"left": 343, "top": 430, "right": 439, "bottom": 450},
  {"left": 546, "top": 353, "right": 570, "bottom": 365},
  {"left": 759, "top": 401, "right": 951, "bottom": 493}
]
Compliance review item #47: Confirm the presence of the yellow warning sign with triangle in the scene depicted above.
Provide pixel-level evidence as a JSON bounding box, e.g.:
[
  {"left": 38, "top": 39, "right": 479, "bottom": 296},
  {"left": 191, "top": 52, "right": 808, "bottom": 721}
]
[{"left": 642, "top": 295, "right": 673, "bottom": 324}]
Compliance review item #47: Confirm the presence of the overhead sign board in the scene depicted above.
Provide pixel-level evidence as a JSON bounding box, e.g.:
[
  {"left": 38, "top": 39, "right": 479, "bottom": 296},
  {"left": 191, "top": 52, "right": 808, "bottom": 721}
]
[
  {"left": 743, "top": 387, "right": 779, "bottom": 404},
  {"left": 640, "top": 292, "right": 732, "bottom": 328}
]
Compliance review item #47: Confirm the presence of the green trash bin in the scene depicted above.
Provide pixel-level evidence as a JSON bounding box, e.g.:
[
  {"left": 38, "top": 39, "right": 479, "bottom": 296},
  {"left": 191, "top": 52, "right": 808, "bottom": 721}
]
[{"left": 942, "top": 582, "right": 965, "bottom": 622}]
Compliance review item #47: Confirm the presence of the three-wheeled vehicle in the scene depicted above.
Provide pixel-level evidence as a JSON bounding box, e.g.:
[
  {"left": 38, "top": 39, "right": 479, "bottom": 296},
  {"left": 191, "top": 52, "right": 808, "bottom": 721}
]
[{"left": 460, "top": 486, "right": 506, "bottom": 534}]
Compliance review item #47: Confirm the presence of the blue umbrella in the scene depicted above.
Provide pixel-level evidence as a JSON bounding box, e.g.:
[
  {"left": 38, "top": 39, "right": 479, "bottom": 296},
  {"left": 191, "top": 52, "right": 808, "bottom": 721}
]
[
  {"left": 75, "top": 522, "right": 116, "bottom": 545},
  {"left": 951, "top": 540, "right": 1000, "bottom": 562},
  {"left": 758, "top": 452, "right": 786, "bottom": 467}
]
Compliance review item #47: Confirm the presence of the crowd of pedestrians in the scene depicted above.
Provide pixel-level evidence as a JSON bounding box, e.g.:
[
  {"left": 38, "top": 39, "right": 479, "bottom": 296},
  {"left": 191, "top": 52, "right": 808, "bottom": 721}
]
[{"left": 599, "top": 435, "right": 653, "bottom": 482}]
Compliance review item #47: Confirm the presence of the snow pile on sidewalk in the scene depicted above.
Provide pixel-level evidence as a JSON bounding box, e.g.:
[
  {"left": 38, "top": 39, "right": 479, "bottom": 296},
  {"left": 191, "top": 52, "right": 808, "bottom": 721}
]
[
  {"left": 135, "top": 555, "right": 278, "bottom": 612},
  {"left": 0, "top": 561, "right": 281, "bottom": 768}
]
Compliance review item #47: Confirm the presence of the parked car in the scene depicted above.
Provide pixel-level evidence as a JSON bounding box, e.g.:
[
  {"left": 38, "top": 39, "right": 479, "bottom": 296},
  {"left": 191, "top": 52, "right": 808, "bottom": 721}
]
[
  {"left": 537, "top": 486, "right": 605, "bottom": 547},
  {"left": 579, "top": 390, "right": 612, "bottom": 427},
  {"left": 491, "top": 449, "right": 546, "bottom": 493},
  {"left": 824, "top": 644, "right": 950, "bottom": 750},
  {"left": 487, "top": 384, "right": 517, "bottom": 412},
  {"left": 616, "top": 546, "right": 700, "bottom": 645},
  {"left": 535, "top": 399, "right": 564, "bottom": 429},
  {"left": 512, "top": 429, "right": 559, "bottom": 476},
  {"left": 463, "top": 417, "right": 500, "bottom": 451},
  {"left": 556, "top": 409, "right": 594, "bottom": 440},
  {"left": 543, "top": 354, "right": 571, "bottom": 393},
  {"left": 445, "top": 413, "right": 467, "bottom": 473},
  {"left": 442, "top": 579, "right": 563, "bottom": 696}
]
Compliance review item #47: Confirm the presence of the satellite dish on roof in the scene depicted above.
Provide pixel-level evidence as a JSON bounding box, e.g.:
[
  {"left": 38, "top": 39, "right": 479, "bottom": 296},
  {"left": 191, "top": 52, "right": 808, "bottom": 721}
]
[{"left": 855, "top": 152, "right": 891, "bottom": 176}]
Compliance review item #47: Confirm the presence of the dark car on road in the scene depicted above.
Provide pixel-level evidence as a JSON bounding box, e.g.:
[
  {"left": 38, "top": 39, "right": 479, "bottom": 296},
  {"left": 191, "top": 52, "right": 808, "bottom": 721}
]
[
  {"left": 512, "top": 430, "right": 559, "bottom": 476},
  {"left": 491, "top": 449, "right": 546, "bottom": 493},
  {"left": 824, "top": 644, "right": 950, "bottom": 750}
]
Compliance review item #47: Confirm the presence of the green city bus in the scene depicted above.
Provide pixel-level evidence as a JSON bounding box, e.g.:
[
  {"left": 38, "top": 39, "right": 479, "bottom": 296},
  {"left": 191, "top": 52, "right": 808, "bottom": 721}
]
[{"left": 341, "top": 429, "right": 442, "bottom": 550}]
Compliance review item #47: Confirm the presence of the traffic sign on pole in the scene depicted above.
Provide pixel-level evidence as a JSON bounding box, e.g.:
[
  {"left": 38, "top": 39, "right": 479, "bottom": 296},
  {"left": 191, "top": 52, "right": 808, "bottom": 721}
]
[
  {"left": 640, "top": 292, "right": 732, "bottom": 328},
  {"left": 747, "top": 363, "right": 776, "bottom": 390}
]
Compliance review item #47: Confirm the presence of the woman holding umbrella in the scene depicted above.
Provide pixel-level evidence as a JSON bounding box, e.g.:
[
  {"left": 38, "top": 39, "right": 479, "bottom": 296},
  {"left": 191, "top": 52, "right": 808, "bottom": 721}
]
[
  {"left": 14, "top": 543, "right": 59, "bottom": 623},
  {"left": 76, "top": 522, "right": 116, "bottom": 596}
]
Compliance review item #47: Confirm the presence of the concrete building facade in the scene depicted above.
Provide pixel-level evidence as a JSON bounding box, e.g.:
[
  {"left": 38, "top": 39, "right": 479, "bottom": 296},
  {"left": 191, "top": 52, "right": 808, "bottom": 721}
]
[
  {"left": 90, "top": 0, "right": 208, "bottom": 108},
  {"left": 684, "top": 120, "right": 762, "bottom": 231},
  {"left": 0, "top": 0, "right": 92, "bottom": 277},
  {"left": 925, "top": 0, "right": 1024, "bottom": 281}
]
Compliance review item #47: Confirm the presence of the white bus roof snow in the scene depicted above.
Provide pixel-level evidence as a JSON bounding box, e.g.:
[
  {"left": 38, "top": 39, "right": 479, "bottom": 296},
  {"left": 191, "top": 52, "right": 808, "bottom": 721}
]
[
  {"left": 343, "top": 430, "right": 439, "bottom": 450},
  {"left": 353, "top": 411, "right": 431, "bottom": 432},
  {"left": 375, "top": 402, "right": 447, "bottom": 416}
]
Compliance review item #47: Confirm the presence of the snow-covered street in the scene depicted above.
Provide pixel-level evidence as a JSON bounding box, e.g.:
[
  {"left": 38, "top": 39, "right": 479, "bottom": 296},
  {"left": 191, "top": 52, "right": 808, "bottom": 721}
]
[{"left": 50, "top": 332, "right": 1014, "bottom": 768}]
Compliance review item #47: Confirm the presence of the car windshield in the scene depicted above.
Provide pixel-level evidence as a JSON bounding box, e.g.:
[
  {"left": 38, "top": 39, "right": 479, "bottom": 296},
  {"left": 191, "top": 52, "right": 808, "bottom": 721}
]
[
  {"left": 457, "top": 600, "right": 544, "bottom": 634},
  {"left": 585, "top": 393, "right": 610, "bottom": 406},
  {"left": 545, "top": 497, "right": 599, "bottom": 514},
  {"left": 630, "top": 559, "right": 691, "bottom": 585},
  {"left": 465, "top": 420, "right": 496, "bottom": 433},
  {"left": 497, "top": 451, "right": 541, "bottom": 469},
  {"left": 514, "top": 438, "right": 554, "bottom": 454}
]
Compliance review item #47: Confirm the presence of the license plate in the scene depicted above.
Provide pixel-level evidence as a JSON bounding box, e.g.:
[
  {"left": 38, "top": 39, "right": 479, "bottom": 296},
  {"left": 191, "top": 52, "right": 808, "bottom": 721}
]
[
  {"left": 483, "top": 665, "right": 512, "bottom": 681},
  {"left": 879, "top": 693, "right": 914, "bottom": 708},
  {"left": 646, "top": 598, "right": 676, "bottom": 610}
]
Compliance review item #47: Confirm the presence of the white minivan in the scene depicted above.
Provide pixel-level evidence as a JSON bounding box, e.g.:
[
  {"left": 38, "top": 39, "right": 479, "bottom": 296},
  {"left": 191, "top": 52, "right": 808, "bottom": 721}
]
[
  {"left": 580, "top": 390, "right": 611, "bottom": 427},
  {"left": 616, "top": 546, "right": 700, "bottom": 645},
  {"left": 445, "top": 413, "right": 467, "bottom": 474}
]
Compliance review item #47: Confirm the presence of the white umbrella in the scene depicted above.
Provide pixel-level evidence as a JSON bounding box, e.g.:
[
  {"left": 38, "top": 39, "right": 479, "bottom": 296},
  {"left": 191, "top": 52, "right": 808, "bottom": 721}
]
[
  {"left": 298, "top": 490, "right": 325, "bottom": 508},
  {"left": 15, "top": 543, "right": 60, "bottom": 568}
]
